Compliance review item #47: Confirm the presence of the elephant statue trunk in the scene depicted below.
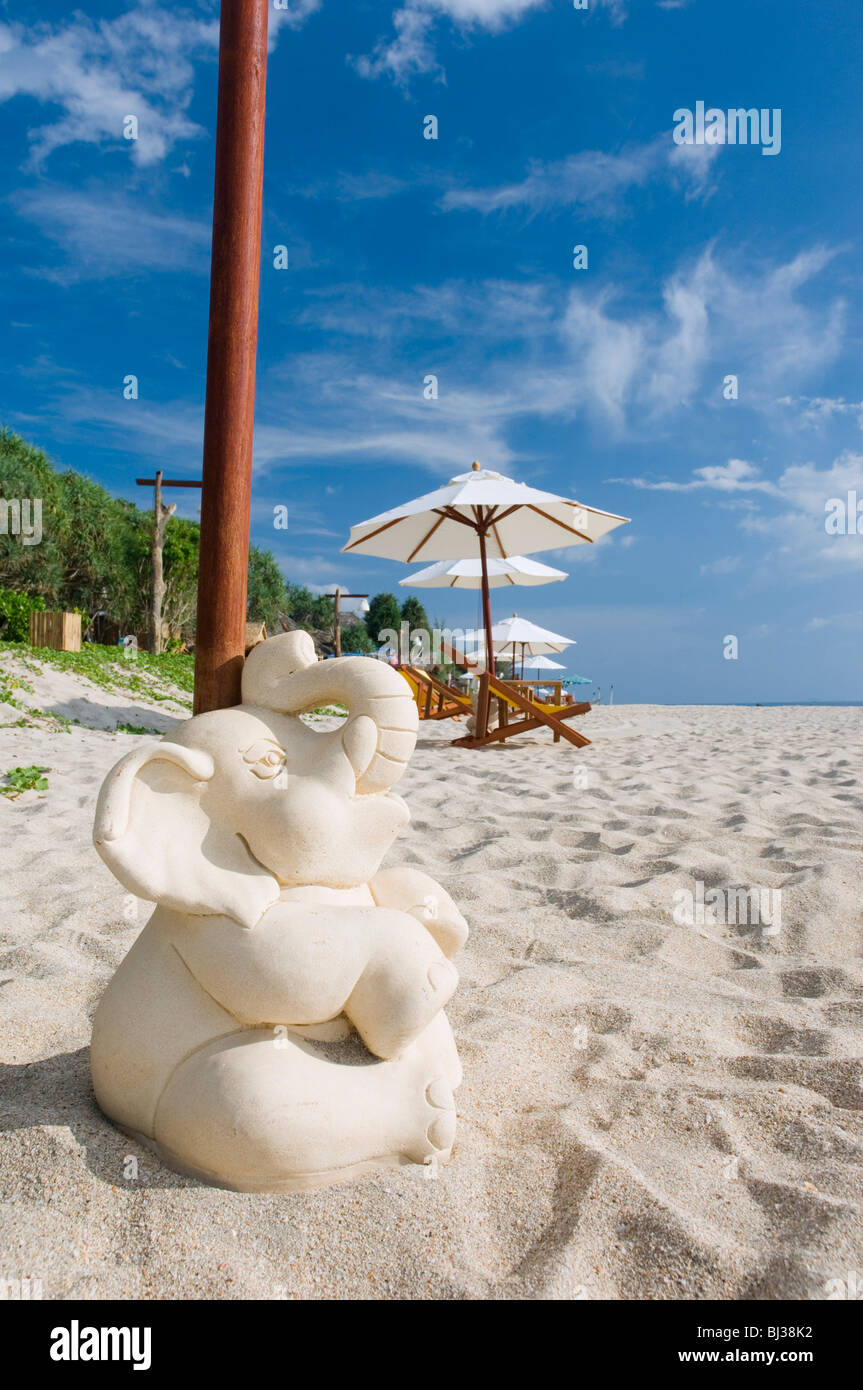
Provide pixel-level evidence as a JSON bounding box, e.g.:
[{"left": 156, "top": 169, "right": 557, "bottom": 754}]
[{"left": 242, "top": 629, "right": 419, "bottom": 794}]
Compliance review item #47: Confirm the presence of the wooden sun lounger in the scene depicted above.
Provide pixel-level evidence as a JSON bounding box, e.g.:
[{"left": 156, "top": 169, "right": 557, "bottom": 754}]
[
  {"left": 398, "top": 663, "right": 473, "bottom": 721},
  {"left": 415, "top": 640, "right": 591, "bottom": 749},
  {"left": 452, "top": 670, "right": 591, "bottom": 749}
]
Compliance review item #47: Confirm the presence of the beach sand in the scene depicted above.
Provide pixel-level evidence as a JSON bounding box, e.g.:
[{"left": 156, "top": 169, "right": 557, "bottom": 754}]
[{"left": 1, "top": 653, "right": 861, "bottom": 1300}]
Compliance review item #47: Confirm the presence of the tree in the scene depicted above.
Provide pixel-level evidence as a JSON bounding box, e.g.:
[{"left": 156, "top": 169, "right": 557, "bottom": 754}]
[
  {"left": 0, "top": 428, "right": 387, "bottom": 655},
  {"left": 162, "top": 519, "right": 200, "bottom": 638},
  {"left": 285, "top": 584, "right": 334, "bottom": 631},
  {"left": 400, "top": 595, "right": 430, "bottom": 634},
  {"left": 247, "top": 547, "right": 289, "bottom": 629},
  {"left": 340, "top": 622, "right": 375, "bottom": 654},
  {"left": 148, "top": 473, "right": 176, "bottom": 653},
  {"left": 365, "top": 592, "right": 401, "bottom": 644}
]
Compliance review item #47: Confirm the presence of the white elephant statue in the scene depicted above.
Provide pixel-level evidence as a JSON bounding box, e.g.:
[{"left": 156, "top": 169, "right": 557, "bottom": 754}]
[{"left": 90, "top": 631, "right": 467, "bottom": 1191}]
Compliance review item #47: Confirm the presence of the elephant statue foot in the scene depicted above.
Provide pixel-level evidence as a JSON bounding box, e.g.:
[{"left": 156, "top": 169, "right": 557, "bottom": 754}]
[
  {"left": 144, "top": 1011, "right": 461, "bottom": 1192},
  {"left": 90, "top": 632, "right": 468, "bottom": 1192}
]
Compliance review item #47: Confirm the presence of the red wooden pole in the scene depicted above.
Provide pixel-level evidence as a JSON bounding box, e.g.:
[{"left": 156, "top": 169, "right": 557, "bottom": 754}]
[{"left": 194, "top": 0, "right": 269, "bottom": 714}]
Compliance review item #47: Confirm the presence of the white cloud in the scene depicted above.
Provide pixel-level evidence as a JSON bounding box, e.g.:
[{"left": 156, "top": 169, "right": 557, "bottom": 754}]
[
  {"left": 614, "top": 453, "right": 863, "bottom": 582},
  {"left": 0, "top": 2, "right": 317, "bottom": 167},
  {"left": 806, "top": 611, "right": 863, "bottom": 630},
  {"left": 560, "top": 245, "right": 844, "bottom": 428},
  {"left": 777, "top": 395, "right": 863, "bottom": 430},
  {"left": 295, "top": 243, "right": 845, "bottom": 442},
  {"left": 440, "top": 137, "right": 719, "bottom": 216},
  {"left": 742, "top": 454, "right": 863, "bottom": 578},
  {"left": 270, "top": 0, "right": 323, "bottom": 40},
  {"left": 613, "top": 459, "right": 777, "bottom": 494},
  {"left": 12, "top": 186, "right": 209, "bottom": 280},
  {"left": 699, "top": 555, "right": 741, "bottom": 576},
  {"left": 0, "top": 10, "right": 218, "bottom": 167},
  {"left": 353, "top": 0, "right": 625, "bottom": 83}
]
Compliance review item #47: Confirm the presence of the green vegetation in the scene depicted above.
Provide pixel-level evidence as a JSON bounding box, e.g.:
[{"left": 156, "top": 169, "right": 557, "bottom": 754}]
[
  {"left": 1, "top": 764, "right": 50, "bottom": 798},
  {"left": 400, "top": 595, "right": 430, "bottom": 634},
  {"left": 0, "top": 427, "right": 440, "bottom": 662},
  {"left": 115, "top": 722, "right": 160, "bottom": 735},
  {"left": 0, "top": 429, "right": 339, "bottom": 645},
  {"left": 0, "top": 586, "right": 46, "bottom": 642},
  {"left": 340, "top": 623, "right": 375, "bottom": 654},
  {"left": 364, "top": 592, "right": 401, "bottom": 642},
  {"left": 0, "top": 641, "right": 194, "bottom": 709}
]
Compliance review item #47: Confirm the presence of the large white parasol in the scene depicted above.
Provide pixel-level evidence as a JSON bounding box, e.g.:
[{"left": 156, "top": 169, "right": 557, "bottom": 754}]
[
  {"left": 399, "top": 555, "right": 567, "bottom": 590},
  {"left": 343, "top": 462, "right": 629, "bottom": 674}
]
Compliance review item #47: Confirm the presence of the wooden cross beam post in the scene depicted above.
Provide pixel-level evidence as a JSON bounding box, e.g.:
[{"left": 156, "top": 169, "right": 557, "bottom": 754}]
[
  {"left": 135, "top": 474, "right": 202, "bottom": 654},
  {"left": 329, "top": 589, "right": 369, "bottom": 657},
  {"left": 193, "top": 0, "right": 269, "bottom": 714}
]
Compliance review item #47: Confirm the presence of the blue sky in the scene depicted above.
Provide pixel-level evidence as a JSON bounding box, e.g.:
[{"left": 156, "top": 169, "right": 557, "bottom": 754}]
[{"left": 1, "top": 0, "right": 862, "bottom": 701}]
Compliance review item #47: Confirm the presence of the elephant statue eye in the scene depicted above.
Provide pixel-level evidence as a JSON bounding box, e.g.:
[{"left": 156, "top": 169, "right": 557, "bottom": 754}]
[{"left": 240, "top": 740, "right": 288, "bottom": 781}]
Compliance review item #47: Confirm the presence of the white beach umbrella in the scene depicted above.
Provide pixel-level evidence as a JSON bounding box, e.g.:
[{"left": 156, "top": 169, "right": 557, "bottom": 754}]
[
  {"left": 521, "top": 654, "right": 566, "bottom": 670},
  {"left": 489, "top": 613, "right": 574, "bottom": 656},
  {"left": 399, "top": 555, "right": 568, "bottom": 590},
  {"left": 464, "top": 613, "right": 575, "bottom": 676},
  {"left": 343, "top": 462, "right": 629, "bottom": 674}
]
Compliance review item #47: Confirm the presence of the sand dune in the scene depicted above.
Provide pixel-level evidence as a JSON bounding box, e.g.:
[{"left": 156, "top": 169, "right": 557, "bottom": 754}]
[{"left": 1, "top": 662, "right": 861, "bottom": 1299}]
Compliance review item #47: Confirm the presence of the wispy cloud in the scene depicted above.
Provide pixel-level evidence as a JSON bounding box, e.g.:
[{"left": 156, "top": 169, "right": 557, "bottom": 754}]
[
  {"left": 699, "top": 555, "right": 742, "bottom": 576},
  {"left": 296, "top": 242, "right": 844, "bottom": 439},
  {"left": 0, "top": 2, "right": 317, "bottom": 169},
  {"left": 440, "top": 137, "right": 719, "bottom": 216},
  {"left": 777, "top": 394, "right": 863, "bottom": 430},
  {"left": 617, "top": 452, "right": 863, "bottom": 581},
  {"left": 0, "top": 9, "right": 218, "bottom": 167},
  {"left": 269, "top": 0, "right": 323, "bottom": 41},
  {"left": 742, "top": 453, "right": 863, "bottom": 577},
  {"left": 352, "top": 0, "right": 625, "bottom": 84},
  {"left": 612, "top": 459, "right": 777, "bottom": 494},
  {"left": 806, "top": 610, "right": 863, "bottom": 630},
  {"left": 561, "top": 245, "right": 845, "bottom": 429},
  {"left": 11, "top": 186, "right": 209, "bottom": 280}
]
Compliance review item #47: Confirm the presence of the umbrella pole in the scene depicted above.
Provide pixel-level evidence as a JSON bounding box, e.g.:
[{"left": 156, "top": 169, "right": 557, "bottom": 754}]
[
  {"left": 477, "top": 524, "right": 496, "bottom": 680},
  {"left": 476, "top": 522, "right": 495, "bottom": 740},
  {"left": 193, "top": 0, "right": 269, "bottom": 715}
]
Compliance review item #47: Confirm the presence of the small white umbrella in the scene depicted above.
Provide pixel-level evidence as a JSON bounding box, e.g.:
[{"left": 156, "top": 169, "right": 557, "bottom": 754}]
[
  {"left": 521, "top": 654, "right": 566, "bottom": 670},
  {"left": 343, "top": 462, "right": 629, "bottom": 675},
  {"left": 464, "top": 614, "right": 575, "bottom": 677},
  {"left": 399, "top": 555, "right": 567, "bottom": 590},
  {"left": 489, "top": 613, "right": 574, "bottom": 657}
]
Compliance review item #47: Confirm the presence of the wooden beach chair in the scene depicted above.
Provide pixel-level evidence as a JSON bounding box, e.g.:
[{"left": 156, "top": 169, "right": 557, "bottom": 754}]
[
  {"left": 452, "top": 670, "right": 591, "bottom": 748},
  {"left": 398, "top": 663, "right": 473, "bottom": 721},
  {"left": 429, "top": 640, "right": 591, "bottom": 748}
]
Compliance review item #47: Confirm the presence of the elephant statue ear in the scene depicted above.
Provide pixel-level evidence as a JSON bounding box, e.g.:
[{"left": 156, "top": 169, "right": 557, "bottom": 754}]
[{"left": 94, "top": 741, "right": 280, "bottom": 930}]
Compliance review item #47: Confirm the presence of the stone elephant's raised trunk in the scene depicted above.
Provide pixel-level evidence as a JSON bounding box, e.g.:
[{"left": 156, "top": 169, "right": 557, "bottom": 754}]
[{"left": 242, "top": 631, "right": 418, "bottom": 795}]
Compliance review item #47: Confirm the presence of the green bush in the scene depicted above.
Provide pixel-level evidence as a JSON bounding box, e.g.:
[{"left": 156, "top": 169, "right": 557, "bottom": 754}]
[{"left": 0, "top": 587, "right": 45, "bottom": 642}]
